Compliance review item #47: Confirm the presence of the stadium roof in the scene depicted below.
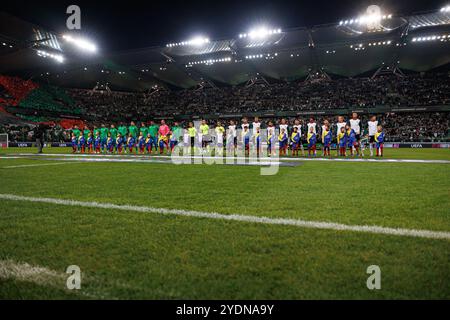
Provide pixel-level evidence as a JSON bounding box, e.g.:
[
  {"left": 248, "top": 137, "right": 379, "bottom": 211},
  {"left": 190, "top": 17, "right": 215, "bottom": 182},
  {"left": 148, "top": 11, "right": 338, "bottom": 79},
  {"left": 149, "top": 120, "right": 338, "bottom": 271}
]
[{"left": 0, "top": 9, "right": 449, "bottom": 91}]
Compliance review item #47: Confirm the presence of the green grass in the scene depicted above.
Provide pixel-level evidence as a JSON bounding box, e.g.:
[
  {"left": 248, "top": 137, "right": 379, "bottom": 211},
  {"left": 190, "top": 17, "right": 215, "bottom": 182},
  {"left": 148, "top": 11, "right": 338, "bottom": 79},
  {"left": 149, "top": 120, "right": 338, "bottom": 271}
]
[{"left": 0, "top": 148, "right": 449, "bottom": 299}]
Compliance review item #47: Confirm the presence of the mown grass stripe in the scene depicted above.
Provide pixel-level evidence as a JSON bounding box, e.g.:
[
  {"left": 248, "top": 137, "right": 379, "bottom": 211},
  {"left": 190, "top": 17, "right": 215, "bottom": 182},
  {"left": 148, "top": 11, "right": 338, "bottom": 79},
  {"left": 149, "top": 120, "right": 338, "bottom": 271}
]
[{"left": 0, "top": 193, "right": 449, "bottom": 240}]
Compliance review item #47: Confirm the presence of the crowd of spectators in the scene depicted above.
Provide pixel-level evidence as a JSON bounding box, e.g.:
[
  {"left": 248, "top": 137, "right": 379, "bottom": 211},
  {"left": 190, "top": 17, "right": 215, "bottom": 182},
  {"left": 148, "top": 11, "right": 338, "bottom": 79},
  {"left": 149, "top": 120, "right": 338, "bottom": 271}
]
[
  {"left": 0, "top": 75, "right": 39, "bottom": 107},
  {"left": 381, "top": 112, "right": 449, "bottom": 142},
  {"left": 0, "top": 76, "right": 79, "bottom": 115},
  {"left": 70, "top": 73, "right": 450, "bottom": 121},
  {"left": 0, "top": 123, "right": 70, "bottom": 143}
]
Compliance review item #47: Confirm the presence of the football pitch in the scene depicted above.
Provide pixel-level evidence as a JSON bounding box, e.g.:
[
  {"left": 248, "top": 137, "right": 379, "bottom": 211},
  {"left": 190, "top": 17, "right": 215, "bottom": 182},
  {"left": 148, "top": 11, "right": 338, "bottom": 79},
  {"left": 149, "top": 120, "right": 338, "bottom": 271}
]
[{"left": 0, "top": 147, "right": 449, "bottom": 299}]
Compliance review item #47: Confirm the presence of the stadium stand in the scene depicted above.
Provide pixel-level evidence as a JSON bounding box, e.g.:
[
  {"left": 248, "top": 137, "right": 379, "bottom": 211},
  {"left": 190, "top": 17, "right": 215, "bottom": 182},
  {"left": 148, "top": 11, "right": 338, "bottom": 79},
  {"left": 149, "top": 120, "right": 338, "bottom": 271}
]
[
  {"left": 0, "top": 76, "right": 81, "bottom": 122},
  {"left": 0, "top": 75, "right": 39, "bottom": 106},
  {"left": 69, "top": 73, "right": 450, "bottom": 119}
]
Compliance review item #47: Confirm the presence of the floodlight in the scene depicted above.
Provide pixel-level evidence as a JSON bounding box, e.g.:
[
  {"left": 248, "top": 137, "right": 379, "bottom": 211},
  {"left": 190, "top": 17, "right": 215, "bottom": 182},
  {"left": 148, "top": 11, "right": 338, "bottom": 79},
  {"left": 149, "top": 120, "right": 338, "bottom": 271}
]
[
  {"left": 166, "top": 36, "right": 209, "bottom": 48},
  {"left": 189, "top": 37, "right": 210, "bottom": 46},
  {"left": 249, "top": 27, "right": 268, "bottom": 39},
  {"left": 62, "top": 34, "right": 97, "bottom": 53},
  {"left": 187, "top": 56, "right": 232, "bottom": 66},
  {"left": 411, "top": 34, "right": 448, "bottom": 43},
  {"left": 339, "top": 7, "right": 392, "bottom": 29},
  {"left": 241, "top": 27, "right": 282, "bottom": 40},
  {"left": 366, "top": 13, "right": 381, "bottom": 23},
  {"left": 36, "top": 50, "right": 64, "bottom": 63}
]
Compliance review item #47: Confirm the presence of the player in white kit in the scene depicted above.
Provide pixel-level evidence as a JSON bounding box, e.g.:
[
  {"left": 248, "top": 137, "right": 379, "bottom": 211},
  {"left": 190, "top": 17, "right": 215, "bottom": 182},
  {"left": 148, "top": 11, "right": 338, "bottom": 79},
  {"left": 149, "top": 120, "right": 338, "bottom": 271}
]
[
  {"left": 227, "top": 120, "right": 237, "bottom": 155},
  {"left": 367, "top": 116, "right": 379, "bottom": 157},
  {"left": 307, "top": 117, "right": 317, "bottom": 134},
  {"left": 241, "top": 117, "right": 250, "bottom": 131},
  {"left": 183, "top": 128, "right": 190, "bottom": 155},
  {"left": 349, "top": 113, "right": 361, "bottom": 156},
  {"left": 252, "top": 117, "right": 261, "bottom": 136},
  {"left": 279, "top": 118, "right": 289, "bottom": 136}
]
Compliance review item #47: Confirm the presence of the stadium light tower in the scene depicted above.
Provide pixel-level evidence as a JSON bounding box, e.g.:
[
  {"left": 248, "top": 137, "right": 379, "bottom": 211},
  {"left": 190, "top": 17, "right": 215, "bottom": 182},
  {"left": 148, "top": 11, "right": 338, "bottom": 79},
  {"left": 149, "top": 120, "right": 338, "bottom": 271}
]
[{"left": 62, "top": 34, "right": 97, "bottom": 53}]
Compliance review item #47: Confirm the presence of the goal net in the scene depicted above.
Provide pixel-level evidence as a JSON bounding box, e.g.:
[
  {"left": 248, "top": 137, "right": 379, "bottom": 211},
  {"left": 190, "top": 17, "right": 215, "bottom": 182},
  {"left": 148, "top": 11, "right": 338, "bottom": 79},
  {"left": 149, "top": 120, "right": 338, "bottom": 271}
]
[{"left": 0, "top": 133, "right": 8, "bottom": 148}]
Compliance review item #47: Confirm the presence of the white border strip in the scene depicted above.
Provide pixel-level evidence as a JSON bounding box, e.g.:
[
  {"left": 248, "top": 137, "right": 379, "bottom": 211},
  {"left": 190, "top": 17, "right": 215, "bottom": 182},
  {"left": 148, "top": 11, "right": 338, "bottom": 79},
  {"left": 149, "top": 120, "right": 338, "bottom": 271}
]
[
  {"left": 2, "top": 162, "right": 78, "bottom": 169},
  {"left": 0, "top": 259, "right": 65, "bottom": 285},
  {"left": 6, "top": 153, "right": 450, "bottom": 164},
  {"left": 0, "top": 259, "right": 115, "bottom": 299},
  {"left": 0, "top": 193, "right": 449, "bottom": 240}
]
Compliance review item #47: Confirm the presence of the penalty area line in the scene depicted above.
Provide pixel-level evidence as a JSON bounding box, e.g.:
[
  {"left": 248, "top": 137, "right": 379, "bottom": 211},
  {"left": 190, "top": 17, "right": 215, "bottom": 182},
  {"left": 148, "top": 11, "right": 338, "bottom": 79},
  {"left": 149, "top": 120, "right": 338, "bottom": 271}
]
[{"left": 0, "top": 193, "right": 449, "bottom": 241}]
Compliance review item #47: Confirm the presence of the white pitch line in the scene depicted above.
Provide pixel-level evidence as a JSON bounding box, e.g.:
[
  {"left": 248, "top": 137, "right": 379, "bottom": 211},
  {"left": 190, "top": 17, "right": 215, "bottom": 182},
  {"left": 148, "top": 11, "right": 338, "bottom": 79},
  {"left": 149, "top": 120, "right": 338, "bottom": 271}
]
[
  {"left": 1, "top": 155, "right": 282, "bottom": 166},
  {"left": 0, "top": 193, "right": 449, "bottom": 241},
  {"left": 50, "top": 157, "right": 282, "bottom": 166},
  {"left": 2, "top": 162, "right": 79, "bottom": 169},
  {"left": 0, "top": 259, "right": 65, "bottom": 286},
  {"left": 8, "top": 153, "right": 450, "bottom": 164},
  {"left": 0, "top": 259, "right": 115, "bottom": 299}
]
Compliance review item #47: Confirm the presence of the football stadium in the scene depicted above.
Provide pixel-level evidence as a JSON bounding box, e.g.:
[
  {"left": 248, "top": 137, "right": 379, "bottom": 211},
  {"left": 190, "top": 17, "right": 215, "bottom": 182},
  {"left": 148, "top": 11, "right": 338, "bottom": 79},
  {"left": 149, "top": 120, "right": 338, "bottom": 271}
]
[{"left": 0, "top": 0, "right": 449, "bottom": 304}]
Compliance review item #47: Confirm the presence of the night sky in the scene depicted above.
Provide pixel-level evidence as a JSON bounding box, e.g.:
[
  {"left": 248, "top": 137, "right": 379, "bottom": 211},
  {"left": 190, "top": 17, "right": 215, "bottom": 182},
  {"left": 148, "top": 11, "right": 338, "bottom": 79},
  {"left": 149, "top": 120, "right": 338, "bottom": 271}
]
[{"left": 2, "top": 0, "right": 446, "bottom": 51}]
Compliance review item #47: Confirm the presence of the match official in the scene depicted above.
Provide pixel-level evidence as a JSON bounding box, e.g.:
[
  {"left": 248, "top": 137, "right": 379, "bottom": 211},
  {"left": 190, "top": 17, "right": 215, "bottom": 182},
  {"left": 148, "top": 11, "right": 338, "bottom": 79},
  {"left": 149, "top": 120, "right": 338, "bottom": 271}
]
[{"left": 35, "top": 123, "right": 51, "bottom": 154}]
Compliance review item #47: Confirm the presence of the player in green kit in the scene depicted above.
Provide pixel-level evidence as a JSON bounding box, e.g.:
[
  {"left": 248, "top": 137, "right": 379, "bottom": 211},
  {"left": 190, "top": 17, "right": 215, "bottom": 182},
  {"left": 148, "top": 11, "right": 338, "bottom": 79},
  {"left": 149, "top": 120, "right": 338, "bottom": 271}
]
[
  {"left": 148, "top": 121, "right": 159, "bottom": 153},
  {"left": 100, "top": 124, "right": 109, "bottom": 153},
  {"left": 118, "top": 123, "right": 128, "bottom": 153},
  {"left": 94, "top": 126, "right": 101, "bottom": 139},
  {"left": 140, "top": 122, "right": 149, "bottom": 142},
  {"left": 83, "top": 126, "right": 91, "bottom": 141},
  {"left": 72, "top": 126, "right": 81, "bottom": 139},
  {"left": 110, "top": 124, "right": 118, "bottom": 153},
  {"left": 118, "top": 123, "right": 128, "bottom": 140},
  {"left": 129, "top": 122, "right": 139, "bottom": 152},
  {"left": 83, "top": 126, "right": 91, "bottom": 153}
]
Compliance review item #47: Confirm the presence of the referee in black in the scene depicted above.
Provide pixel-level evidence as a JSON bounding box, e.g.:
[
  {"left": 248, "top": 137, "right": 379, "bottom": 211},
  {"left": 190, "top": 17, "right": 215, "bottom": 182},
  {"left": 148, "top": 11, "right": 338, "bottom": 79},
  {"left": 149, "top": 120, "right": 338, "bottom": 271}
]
[{"left": 35, "top": 124, "right": 51, "bottom": 154}]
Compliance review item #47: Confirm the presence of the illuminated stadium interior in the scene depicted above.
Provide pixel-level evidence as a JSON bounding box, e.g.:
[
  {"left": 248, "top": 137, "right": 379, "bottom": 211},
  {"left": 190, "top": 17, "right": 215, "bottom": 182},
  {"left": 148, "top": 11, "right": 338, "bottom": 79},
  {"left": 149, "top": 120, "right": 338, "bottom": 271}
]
[{"left": 1, "top": 2, "right": 450, "bottom": 304}]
